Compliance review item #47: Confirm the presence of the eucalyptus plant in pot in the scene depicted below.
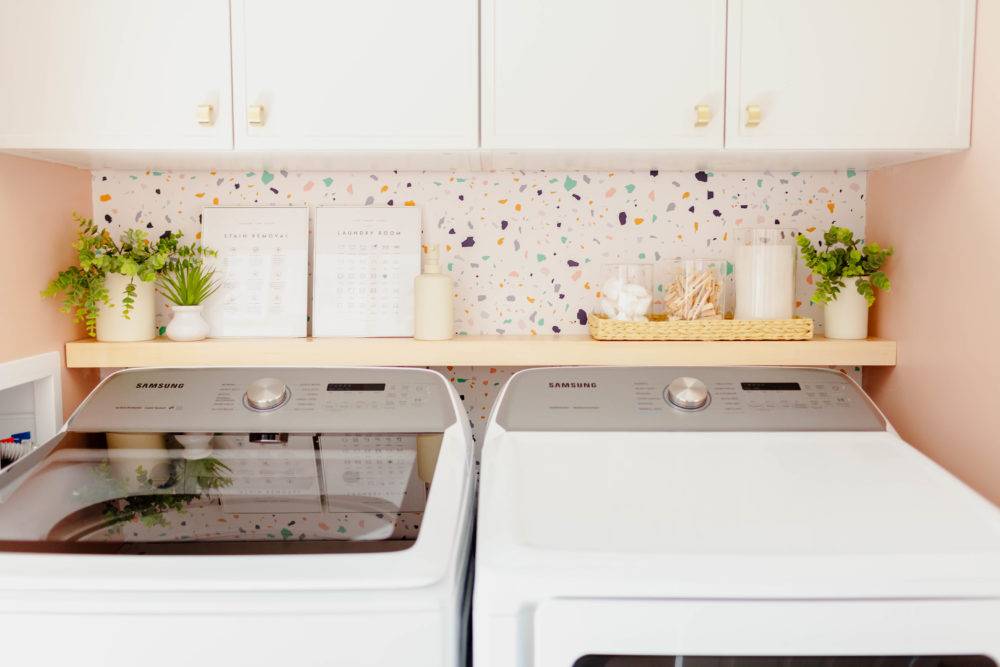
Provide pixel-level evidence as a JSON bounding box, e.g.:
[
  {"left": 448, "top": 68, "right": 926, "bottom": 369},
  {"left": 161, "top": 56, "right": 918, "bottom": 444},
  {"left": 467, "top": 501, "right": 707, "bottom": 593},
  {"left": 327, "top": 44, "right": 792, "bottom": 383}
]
[
  {"left": 797, "top": 225, "right": 893, "bottom": 340},
  {"left": 43, "top": 215, "right": 212, "bottom": 341},
  {"left": 157, "top": 262, "right": 220, "bottom": 341}
]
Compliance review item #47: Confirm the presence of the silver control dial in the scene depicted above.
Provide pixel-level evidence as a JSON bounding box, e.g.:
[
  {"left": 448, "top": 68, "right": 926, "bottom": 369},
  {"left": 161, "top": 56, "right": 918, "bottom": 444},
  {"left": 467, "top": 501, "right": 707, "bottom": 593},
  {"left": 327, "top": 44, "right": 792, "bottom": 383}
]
[
  {"left": 244, "top": 377, "right": 290, "bottom": 411},
  {"left": 665, "top": 376, "right": 709, "bottom": 411}
]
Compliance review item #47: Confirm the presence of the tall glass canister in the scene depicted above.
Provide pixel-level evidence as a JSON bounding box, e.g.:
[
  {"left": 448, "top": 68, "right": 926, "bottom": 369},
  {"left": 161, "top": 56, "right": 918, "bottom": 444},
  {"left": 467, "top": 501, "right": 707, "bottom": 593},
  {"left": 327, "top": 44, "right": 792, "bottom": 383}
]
[{"left": 734, "top": 228, "right": 797, "bottom": 320}]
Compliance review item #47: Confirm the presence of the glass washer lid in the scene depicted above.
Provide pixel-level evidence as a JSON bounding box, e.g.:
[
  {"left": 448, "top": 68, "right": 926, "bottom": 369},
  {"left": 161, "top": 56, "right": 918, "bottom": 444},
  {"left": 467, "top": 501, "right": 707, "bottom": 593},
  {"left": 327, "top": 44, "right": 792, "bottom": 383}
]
[{"left": 0, "top": 430, "right": 442, "bottom": 555}]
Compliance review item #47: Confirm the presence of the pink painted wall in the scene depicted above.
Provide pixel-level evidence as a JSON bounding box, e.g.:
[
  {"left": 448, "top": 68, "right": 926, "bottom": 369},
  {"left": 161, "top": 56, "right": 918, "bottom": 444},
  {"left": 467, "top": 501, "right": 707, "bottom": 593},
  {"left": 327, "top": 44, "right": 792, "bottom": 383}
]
[
  {"left": 0, "top": 154, "right": 99, "bottom": 418},
  {"left": 866, "top": 2, "right": 999, "bottom": 505}
]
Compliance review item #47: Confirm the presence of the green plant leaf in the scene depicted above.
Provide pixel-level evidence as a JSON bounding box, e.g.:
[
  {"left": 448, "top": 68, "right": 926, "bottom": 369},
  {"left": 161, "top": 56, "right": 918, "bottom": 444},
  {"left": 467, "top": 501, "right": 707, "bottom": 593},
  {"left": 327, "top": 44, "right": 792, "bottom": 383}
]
[
  {"left": 42, "top": 214, "right": 217, "bottom": 337},
  {"left": 156, "top": 262, "right": 221, "bottom": 306},
  {"left": 798, "top": 225, "right": 894, "bottom": 307},
  {"left": 856, "top": 278, "right": 876, "bottom": 307},
  {"left": 871, "top": 271, "right": 891, "bottom": 291}
]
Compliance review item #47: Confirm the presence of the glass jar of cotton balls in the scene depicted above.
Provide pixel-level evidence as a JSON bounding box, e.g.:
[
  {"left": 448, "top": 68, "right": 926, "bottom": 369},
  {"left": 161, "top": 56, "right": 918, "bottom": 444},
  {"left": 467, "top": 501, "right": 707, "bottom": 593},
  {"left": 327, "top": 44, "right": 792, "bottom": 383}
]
[{"left": 598, "top": 263, "right": 653, "bottom": 321}]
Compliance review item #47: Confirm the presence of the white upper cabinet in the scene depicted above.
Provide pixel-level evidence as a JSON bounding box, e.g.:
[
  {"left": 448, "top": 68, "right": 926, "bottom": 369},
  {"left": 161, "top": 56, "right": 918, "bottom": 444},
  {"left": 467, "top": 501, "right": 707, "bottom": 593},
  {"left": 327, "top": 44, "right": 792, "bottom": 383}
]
[
  {"left": 0, "top": 0, "right": 232, "bottom": 150},
  {"left": 231, "top": 0, "right": 478, "bottom": 151},
  {"left": 482, "top": 0, "right": 726, "bottom": 150},
  {"left": 0, "top": 0, "right": 977, "bottom": 168},
  {"left": 726, "top": 0, "right": 976, "bottom": 151}
]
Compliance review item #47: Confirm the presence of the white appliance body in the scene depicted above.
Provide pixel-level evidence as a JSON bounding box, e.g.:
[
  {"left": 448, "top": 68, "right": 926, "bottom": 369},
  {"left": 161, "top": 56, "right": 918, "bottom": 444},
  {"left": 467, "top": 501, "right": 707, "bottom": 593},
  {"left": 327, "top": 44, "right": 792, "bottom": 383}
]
[
  {"left": 0, "top": 367, "right": 476, "bottom": 667},
  {"left": 475, "top": 367, "right": 1000, "bottom": 666}
]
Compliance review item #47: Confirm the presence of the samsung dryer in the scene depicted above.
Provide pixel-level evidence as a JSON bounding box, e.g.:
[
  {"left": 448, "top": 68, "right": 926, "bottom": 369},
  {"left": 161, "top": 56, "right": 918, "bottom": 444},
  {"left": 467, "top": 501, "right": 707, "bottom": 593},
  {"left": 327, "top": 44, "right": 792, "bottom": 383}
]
[
  {"left": 0, "top": 367, "right": 475, "bottom": 667},
  {"left": 475, "top": 366, "right": 1000, "bottom": 666}
]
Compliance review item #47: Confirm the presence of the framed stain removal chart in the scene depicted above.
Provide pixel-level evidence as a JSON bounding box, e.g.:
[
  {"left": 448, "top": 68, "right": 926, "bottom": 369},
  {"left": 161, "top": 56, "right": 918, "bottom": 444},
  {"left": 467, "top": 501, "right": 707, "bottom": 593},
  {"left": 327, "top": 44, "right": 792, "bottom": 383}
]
[{"left": 201, "top": 206, "right": 309, "bottom": 337}]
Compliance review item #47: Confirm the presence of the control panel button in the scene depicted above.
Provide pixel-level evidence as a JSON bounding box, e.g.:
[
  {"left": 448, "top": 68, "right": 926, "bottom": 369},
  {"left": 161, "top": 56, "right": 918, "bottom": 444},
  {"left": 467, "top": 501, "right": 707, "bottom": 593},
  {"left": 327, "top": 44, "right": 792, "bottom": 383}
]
[
  {"left": 665, "top": 376, "right": 710, "bottom": 411},
  {"left": 244, "top": 377, "right": 290, "bottom": 411}
]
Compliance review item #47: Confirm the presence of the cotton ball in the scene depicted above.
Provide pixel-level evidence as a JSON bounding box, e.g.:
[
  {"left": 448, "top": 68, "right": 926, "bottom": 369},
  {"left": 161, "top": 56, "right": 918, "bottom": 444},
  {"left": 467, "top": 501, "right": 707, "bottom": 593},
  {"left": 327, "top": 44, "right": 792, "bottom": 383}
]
[
  {"left": 602, "top": 277, "right": 623, "bottom": 300},
  {"left": 621, "top": 283, "right": 649, "bottom": 299},
  {"left": 601, "top": 277, "right": 651, "bottom": 321},
  {"left": 613, "top": 284, "right": 645, "bottom": 321},
  {"left": 618, "top": 283, "right": 651, "bottom": 320},
  {"left": 633, "top": 294, "right": 652, "bottom": 319}
]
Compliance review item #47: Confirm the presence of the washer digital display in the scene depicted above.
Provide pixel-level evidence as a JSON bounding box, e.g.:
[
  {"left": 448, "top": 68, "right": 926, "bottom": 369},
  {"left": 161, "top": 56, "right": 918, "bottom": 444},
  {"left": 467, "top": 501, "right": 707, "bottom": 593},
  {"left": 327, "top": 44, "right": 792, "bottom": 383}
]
[
  {"left": 741, "top": 382, "right": 802, "bottom": 391},
  {"left": 326, "top": 383, "right": 387, "bottom": 392}
]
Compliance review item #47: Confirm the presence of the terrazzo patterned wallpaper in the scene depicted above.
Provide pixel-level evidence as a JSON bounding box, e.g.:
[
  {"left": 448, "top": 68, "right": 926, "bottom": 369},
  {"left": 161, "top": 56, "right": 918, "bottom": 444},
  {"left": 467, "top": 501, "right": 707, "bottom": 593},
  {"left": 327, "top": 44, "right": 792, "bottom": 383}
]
[{"left": 92, "top": 169, "right": 866, "bottom": 448}]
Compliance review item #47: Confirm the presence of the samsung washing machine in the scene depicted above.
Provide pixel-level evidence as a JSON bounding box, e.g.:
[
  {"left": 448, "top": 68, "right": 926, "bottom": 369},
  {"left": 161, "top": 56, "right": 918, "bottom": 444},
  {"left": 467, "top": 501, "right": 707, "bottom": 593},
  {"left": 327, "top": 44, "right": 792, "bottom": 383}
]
[
  {"left": 0, "top": 367, "right": 475, "bottom": 667},
  {"left": 475, "top": 366, "right": 1000, "bottom": 666}
]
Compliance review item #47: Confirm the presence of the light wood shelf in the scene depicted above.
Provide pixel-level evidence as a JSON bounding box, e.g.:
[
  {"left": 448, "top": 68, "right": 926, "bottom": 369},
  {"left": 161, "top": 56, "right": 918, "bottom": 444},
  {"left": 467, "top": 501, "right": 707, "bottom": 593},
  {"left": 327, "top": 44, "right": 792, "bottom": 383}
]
[{"left": 65, "top": 335, "right": 896, "bottom": 369}]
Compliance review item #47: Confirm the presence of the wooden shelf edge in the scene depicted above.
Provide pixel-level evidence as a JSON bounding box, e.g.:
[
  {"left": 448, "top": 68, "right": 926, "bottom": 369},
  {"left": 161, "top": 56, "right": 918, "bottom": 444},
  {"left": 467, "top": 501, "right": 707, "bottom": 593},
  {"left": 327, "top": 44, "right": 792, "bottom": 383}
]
[{"left": 65, "top": 335, "right": 897, "bottom": 369}]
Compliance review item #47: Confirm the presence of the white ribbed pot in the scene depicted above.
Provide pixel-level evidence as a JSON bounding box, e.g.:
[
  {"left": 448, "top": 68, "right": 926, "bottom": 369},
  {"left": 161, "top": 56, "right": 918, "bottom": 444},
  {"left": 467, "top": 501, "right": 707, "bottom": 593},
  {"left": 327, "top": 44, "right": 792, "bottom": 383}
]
[
  {"left": 96, "top": 273, "right": 156, "bottom": 342},
  {"left": 174, "top": 432, "right": 214, "bottom": 459},
  {"left": 165, "top": 305, "right": 210, "bottom": 342},
  {"left": 824, "top": 277, "right": 869, "bottom": 340}
]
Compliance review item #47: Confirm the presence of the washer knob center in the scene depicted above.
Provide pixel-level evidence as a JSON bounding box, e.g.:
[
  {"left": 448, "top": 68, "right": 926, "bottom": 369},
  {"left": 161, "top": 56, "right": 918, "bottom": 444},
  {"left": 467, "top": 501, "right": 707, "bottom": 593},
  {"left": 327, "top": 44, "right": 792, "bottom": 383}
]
[
  {"left": 244, "top": 377, "right": 290, "bottom": 411},
  {"left": 665, "top": 376, "right": 709, "bottom": 410}
]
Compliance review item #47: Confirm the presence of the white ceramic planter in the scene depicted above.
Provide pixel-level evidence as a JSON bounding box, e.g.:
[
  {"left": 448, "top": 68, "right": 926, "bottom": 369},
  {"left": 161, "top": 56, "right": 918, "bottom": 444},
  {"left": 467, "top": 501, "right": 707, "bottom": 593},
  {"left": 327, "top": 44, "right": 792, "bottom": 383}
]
[
  {"left": 174, "top": 432, "right": 214, "bottom": 459},
  {"left": 166, "top": 305, "right": 211, "bottom": 342},
  {"left": 824, "top": 276, "right": 869, "bottom": 340},
  {"left": 96, "top": 272, "right": 156, "bottom": 342}
]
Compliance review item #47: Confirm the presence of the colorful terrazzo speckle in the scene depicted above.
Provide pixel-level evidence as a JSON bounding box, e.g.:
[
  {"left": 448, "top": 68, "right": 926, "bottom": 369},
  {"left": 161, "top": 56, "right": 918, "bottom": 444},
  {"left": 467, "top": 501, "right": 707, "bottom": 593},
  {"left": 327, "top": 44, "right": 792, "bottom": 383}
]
[
  {"left": 92, "top": 169, "right": 865, "bottom": 335},
  {"left": 92, "top": 169, "right": 866, "bottom": 448},
  {"left": 92, "top": 508, "right": 422, "bottom": 544}
]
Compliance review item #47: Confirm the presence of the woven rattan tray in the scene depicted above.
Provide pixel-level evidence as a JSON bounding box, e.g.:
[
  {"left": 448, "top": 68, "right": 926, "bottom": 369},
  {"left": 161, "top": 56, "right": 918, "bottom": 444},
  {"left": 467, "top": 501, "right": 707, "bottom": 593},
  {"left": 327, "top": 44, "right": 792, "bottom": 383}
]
[{"left": 589, "top": 313, "right": 813, "bottom": 341}]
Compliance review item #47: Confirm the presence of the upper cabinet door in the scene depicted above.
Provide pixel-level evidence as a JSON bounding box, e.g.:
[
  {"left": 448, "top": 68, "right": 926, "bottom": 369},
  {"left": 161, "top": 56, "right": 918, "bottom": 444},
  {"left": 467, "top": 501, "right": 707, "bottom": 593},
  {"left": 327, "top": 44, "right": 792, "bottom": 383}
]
[
  {"left": 482, "top": 0, "right": 726, "bottom": 150},
  {"left": 232, "top": 0, "right": 478, "bottom": 150},
  {"left": 0, "top": 0, "right": 232, "bottom": 150},
  {"left": 726, "top": 0, "right": 976, "bottom": 151}
]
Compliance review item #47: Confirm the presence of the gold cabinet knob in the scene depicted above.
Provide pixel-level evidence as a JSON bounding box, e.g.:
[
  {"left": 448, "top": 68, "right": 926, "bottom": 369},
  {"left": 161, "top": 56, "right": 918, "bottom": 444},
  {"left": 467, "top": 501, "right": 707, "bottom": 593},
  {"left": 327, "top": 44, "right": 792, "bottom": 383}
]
[
  {"left": 248, "top": 104, "right": 266, "bottom": 127},
  {"left": 694, "top": 104, "right": 712, "bottom": 128},
  {"left": 196, "top": 104, "right": 214, "bottom": 127},
  {"left": 745, "top": 104, "right": 762, "bottom": 128}
]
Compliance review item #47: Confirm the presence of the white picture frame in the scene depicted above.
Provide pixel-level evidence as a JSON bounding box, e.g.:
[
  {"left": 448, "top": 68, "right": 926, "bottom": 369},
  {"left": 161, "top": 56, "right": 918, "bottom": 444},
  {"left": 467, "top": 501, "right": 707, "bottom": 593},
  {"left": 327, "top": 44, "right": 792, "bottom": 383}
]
[
  {"left": 312, "top": 206, "right": 421, "bottom": 337},
  {"left": 201, "top": 206, "right": 309, "bottom": 338}
]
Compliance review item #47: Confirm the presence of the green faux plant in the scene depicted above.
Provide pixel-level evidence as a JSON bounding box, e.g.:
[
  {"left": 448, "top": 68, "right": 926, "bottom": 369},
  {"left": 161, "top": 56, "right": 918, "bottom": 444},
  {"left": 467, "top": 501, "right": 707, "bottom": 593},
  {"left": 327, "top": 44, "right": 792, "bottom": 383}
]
[
  {"left": 797, "top": 225, "right": 893, "bottom": 307},
  {"left": 42, "top": 214, "right": 214, "bottom": 336},
  {"left": 157, "top": 262, "right": 221, "bottom": 306},
  {"left": 101, "top": 456, "right": 233, "bottom": 529}
]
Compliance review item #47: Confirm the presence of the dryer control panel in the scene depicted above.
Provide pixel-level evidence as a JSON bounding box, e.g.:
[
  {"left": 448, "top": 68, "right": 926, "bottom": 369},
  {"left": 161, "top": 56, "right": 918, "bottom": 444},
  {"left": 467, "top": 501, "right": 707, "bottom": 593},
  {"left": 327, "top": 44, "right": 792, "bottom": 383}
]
[{"left": 496, "top": 367, "right": 885, "bottom": 432}]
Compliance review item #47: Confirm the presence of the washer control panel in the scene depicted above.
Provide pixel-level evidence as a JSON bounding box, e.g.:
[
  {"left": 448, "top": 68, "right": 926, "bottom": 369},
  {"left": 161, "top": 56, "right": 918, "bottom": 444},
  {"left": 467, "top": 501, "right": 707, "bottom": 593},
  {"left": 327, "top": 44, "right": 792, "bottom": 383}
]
[
  {"left": 497, "top": 367, "right": 885, "bottom": 432},
  {"left": 69, "top": 367, "right": 457, "bottom": 433}
]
